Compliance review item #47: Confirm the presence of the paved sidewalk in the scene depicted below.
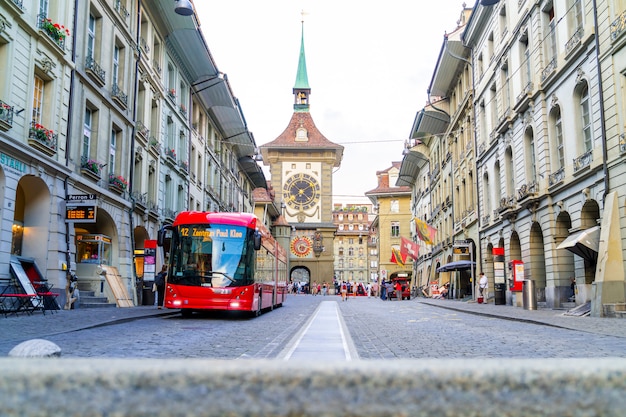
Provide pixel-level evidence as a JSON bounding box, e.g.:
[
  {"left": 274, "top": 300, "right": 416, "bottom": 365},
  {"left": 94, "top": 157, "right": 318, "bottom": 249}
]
[
  {"left": 417, "top": 298, "right": 626, "bottom": 338},
  {"left": 1, "top": 306, "right": 174, "bottom": 347}
]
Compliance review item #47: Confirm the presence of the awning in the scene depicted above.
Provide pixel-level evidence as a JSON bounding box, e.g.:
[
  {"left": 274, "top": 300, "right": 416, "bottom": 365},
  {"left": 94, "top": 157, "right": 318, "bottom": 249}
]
[
  {"left": 238, "top": 156, "right": 267, "bottom": 189},
  {"left": 436, "top": 260, "right": 476, "bottom": 272},
  {"left": 409, "top": 105, "right": 450, "bottom": 147},
  {"left": 397, "top": 146, "right": 429, "bottom": 187},
  {"left": 556, "top": 226, "right": 600, "bottom": 263}
]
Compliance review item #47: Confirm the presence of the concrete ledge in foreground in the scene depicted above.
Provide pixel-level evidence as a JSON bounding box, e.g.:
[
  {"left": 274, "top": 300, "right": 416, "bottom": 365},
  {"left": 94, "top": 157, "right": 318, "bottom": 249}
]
[{"left": 1, "top": 358, "right": 625, "bottom": 416}]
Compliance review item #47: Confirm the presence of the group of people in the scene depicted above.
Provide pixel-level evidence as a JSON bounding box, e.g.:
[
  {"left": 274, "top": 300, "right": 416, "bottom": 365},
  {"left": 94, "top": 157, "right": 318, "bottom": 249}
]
[
  {"left": 338, "top": 281, "right": 376, "bottom": 301},
  {"left": 379, "top": 280, "right": 403, "bottom": 301}
]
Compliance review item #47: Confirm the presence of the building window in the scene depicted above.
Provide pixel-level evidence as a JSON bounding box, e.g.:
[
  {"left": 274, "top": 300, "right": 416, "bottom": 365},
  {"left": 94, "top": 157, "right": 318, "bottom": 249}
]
[
  {"left": 391, "top": 221, "right": 400, "bottom": 238},
  {"left": 578, "top": 82, "right": 592, "bottom": 152},
  {"left": 525, "top": 128, "right": 537, "bottom": 183},
  {"left": 390, "top": 199, "right": 399, "bottom": 213},
  {"left": 113, "top": 45, "right": 120, "bottom": 86},
  {"left": 32, "top": 75, "right": 45, "bottom": 126},
  {"left": 550, "top": 106, "right": 565, "bottom": 170},
  {"left": 82, "top": 108, "right": 92, "bottom": 160},
  {"left": 87, "top": 15, "right": 96, "bottom": 59},
  {"left": 545, "top": 5, "right": 557, "bottom": 60},
  {"left": 109, "top": 128, "right": 118, "bottom": 174}
]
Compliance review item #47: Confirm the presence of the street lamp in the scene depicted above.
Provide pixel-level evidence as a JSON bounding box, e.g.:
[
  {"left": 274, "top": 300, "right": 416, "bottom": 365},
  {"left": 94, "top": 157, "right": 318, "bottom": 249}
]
[{"left": 174, "top": 0, "right": 194, "bottom": 16}]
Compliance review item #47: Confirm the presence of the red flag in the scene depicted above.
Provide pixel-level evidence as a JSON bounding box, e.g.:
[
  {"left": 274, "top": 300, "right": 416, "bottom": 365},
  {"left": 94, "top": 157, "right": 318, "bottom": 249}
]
[
  {"left": 390, "top": 247, "right": 406, "bottom": 266},
  {"left": 415, "top": 218, "right": 437, "bottom": 245},
  {"left": 401, "top": 237, "right": 419, "bottom": 261}
]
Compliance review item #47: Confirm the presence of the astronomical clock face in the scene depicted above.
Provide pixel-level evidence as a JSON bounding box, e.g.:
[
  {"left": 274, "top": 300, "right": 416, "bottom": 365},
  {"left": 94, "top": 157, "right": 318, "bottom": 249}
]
[
  {"left": 283, "top": 173, "right": 320, "bottom": 211},
  {"left": 290, "top": 236, "right": 312, "bottom": 258}
]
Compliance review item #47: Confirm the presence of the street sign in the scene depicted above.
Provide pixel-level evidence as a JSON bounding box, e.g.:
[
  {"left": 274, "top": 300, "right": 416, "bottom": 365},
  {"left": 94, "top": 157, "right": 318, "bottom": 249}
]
[{"left": 67, "top": 194, "right": 96, "bottom": 202}]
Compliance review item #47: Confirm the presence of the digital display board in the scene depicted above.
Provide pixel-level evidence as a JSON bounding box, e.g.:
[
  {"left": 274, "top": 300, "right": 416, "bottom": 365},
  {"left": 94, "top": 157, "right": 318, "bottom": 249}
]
[{"left": 66, "top": 205, "right": 96, "bottom": 223}]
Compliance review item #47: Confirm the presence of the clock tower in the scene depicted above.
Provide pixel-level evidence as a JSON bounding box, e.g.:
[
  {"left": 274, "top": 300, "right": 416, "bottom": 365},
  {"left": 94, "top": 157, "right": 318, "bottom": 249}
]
[{"left": 259, "top": 20, "right": 343, "bottom": 290}]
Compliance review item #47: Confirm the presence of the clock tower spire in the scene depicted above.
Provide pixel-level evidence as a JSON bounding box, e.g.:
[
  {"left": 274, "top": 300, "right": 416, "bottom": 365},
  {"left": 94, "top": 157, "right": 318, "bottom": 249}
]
[
  {"left": 293, "top": 18, "right": 310, "bottom": 112},
  {"left": 259, "top": 14, "right": 344, "bottom": 294}
]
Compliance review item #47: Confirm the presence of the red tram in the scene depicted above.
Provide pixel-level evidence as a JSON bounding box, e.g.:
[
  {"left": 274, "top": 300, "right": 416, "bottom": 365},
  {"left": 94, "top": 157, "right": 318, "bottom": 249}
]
[{"left": 158, "top": 212, "right": 287, "bottom": 317}]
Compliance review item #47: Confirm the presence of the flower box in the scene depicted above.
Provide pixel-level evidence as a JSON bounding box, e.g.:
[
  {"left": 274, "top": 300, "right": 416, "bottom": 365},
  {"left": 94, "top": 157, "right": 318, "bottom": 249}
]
[
  {"left": 109, "top": 174, "right": 128, "bottom": 193},
  {"left": 28, "top": 123, "right": 58, "bottom": 156}
]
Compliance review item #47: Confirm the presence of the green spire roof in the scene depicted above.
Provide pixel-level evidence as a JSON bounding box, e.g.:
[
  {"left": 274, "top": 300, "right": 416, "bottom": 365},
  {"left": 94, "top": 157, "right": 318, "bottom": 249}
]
[{"left": 294, "top": 22, "right": 310, "bottom": 90}]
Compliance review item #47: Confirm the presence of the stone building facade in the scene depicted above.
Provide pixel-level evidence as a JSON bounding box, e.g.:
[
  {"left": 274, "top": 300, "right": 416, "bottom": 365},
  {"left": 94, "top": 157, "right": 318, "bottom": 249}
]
[{"left": 0, "top": 0, "right": 265, "bottom": 307}]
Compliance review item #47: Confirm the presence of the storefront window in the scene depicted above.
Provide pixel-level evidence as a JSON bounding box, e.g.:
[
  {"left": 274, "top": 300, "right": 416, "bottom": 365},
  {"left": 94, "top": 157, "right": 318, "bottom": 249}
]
[
  {"left": 77, "top": 234, "right": 112, "bottom": 264},
  {"left": 11, "top": 222, "right": 24, "bottom": 255}
]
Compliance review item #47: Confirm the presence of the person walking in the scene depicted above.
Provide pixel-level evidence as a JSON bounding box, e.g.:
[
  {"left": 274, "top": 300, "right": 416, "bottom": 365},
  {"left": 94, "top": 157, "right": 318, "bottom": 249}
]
[
  {"left": 341, "top": 281, "right": 348, "bottom": 301},
  {"left": 394, "top": 280, "right": 402, "bottom": 301},
  {"left": 155, "top": 265, "right": 167, "bottom": 309},
  {"left": 479, "top": 272, "right": 488, "bottom": 302}
]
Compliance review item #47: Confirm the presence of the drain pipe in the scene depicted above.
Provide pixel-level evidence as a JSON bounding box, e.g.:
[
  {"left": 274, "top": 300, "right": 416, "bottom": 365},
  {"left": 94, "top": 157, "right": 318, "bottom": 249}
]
[
  {"left": 591, "top": 0, "right": 609, "bottom": 200},
  {"left": 126, "top": 0, "right": 143, "bottom": 305},
  {"left": 62, "top": 0, "right": 80, "bottom": 308}
]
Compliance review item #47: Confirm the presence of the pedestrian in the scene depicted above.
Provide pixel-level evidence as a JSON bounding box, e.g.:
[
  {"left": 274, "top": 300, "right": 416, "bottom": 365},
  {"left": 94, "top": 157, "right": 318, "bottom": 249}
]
[
  {"left": 380, "top": 280, "right": 387, "bottom": 300},
  {"left": 386, "top": 281, "right": 394, "bottom": 301},
  {"left": 372, "top": 281, "right": 379, "bottom": 298},
  {"left": 479, "top": 272, "right": 488, "bottom": 299},
  {"left": 341, "top": 281, "right": 348, "bottom": 301},
  {"left": 322, "top": 283, "right": 328, "bottom": 296},
  {"left": 155, "top": 264, "right": 167, "bottom": 309},
  {"left": 394, "top": 280, "right": 402, "bottom": 301},
  {"left": 569, "top": 277, "right": 576, "bottom": 302}
]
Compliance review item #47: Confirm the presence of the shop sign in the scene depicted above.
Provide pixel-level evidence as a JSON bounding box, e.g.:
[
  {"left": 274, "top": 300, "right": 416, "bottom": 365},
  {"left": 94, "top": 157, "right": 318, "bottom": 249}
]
[{"left": 0, "top": 152, "right": 27, "bottom": 174}]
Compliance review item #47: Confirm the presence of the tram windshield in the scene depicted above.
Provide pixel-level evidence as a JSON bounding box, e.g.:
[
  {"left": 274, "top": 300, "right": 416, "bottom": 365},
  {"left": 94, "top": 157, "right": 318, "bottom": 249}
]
[{"left": 169, "top": 224, "right": 255, "bottom": 287}]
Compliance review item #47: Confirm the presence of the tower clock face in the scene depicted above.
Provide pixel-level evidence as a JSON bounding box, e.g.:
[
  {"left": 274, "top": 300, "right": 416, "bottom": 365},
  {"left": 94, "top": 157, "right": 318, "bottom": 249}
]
[{"left": 283, "top": 173, "right": 320, "bottom": 211}]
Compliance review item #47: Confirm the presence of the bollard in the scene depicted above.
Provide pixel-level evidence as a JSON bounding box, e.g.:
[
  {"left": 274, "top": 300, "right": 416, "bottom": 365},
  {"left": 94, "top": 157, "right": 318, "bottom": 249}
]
[{"left": 523, "top": 279, "right": 537, "bottom": 310}]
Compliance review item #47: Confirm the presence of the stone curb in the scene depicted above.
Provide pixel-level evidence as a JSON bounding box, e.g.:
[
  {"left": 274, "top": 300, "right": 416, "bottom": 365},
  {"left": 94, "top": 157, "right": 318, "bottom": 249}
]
[{"left": 1, "top": 358, "right": 625, "bottom": 416}]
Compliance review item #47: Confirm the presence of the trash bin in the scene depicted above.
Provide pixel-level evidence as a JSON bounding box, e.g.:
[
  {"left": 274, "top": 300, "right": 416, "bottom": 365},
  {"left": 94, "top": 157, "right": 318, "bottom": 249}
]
[
  {"left": 494, "top": 283, "right": 506, "bottom": 305},
  {"left": 142, "top": 281, "right": 155, "bottom": 306},
  {"left": 522, "top": 279, "right": 536, "bottom": 310}
]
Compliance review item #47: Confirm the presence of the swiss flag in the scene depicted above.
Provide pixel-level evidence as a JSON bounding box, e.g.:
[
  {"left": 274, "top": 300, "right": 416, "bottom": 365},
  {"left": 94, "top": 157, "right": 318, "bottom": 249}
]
[{"left": 400, "top": 237, "right": 419, "bottom": 261}]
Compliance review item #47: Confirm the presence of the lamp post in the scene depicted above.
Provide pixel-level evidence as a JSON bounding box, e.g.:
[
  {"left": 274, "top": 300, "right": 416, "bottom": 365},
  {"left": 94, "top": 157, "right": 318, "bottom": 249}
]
[{"left": 174, "top": 0, "right": 194, "bottom": 16}]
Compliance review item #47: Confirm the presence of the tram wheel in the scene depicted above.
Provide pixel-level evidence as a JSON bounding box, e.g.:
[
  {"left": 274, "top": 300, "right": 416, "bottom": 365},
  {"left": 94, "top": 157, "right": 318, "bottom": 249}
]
[{"left": 181, "top": 309, "right": 194, "bottom": 318}]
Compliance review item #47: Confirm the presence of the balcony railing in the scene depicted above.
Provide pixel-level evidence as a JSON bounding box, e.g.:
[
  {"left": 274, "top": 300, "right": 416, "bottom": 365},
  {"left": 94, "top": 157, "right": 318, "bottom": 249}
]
[
  {"left": 541, "top": 57, "right": 557, "bottom": 83},
  {"left": 112, "top": 84, "right": 128, "bottom": 107},
  {"left": 9, "top": 0, "right": 24, "bottom": 12},
  {"left": 499, "top": 195, "right": 516, "bottom": 212},
  {"left": 548, "top": 167, "right": 565, "bottom": 187},
  {"left": 516, "top": 181, "right": 538, "bottom": 201},
  {"left": 565, "top": 27, "right": 584, "bottom": 57},
  {"left": 140, "top": 37, "right": 150, "bottom": 54},
  {"left": 0, "top": 100, "right": 14, "bottom": 130},
  {"left": 85, "top": 56, "right": 106, "bottom": 85},
  {"left": 163, "top": 208, "right": 177, "bottom": 220},
  {"left": 114, "top": 0, "right": 130, "bottom": 23},
  {"left": 611, "top": 10, "right": 626, "bottom": 42},
  {"left": 573, "top": 149, "right": 593, "bottom": 173},
  {"left": 136, "top": 120, "right": 149, "bottom": 139}
]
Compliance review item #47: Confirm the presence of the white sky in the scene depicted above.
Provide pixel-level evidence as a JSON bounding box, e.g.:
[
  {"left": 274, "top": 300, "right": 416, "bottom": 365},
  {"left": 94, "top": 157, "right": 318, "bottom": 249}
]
[{"left": 194, "top": 1, "right": 469, "bottom": 205}]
